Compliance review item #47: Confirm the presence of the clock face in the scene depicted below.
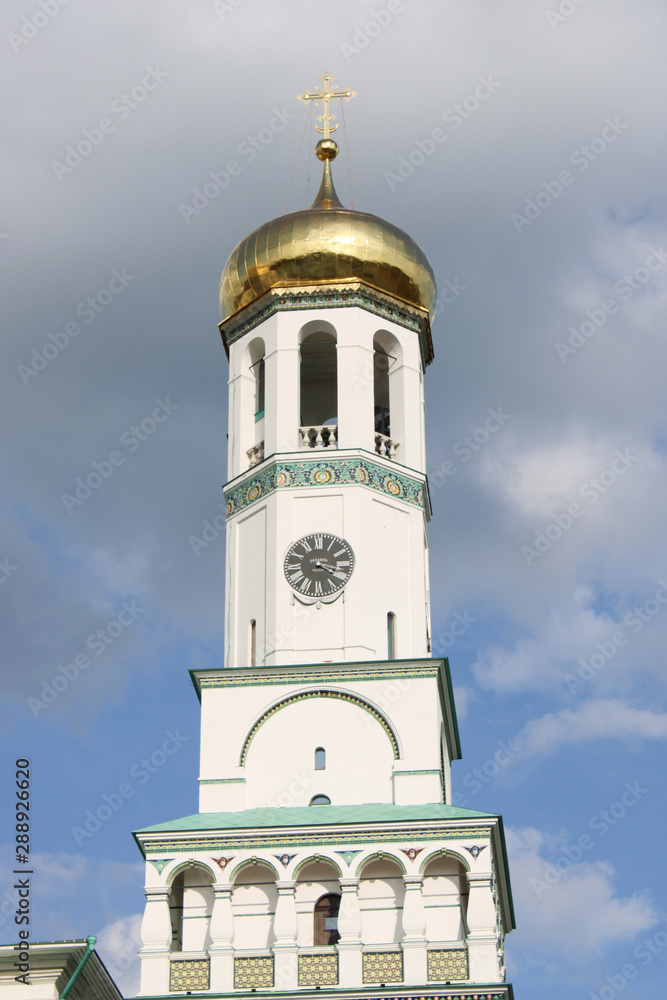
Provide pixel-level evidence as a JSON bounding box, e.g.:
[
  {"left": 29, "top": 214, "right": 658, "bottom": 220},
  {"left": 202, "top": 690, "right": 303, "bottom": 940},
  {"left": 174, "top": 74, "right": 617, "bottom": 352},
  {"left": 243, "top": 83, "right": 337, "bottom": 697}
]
[{"left": 284, "top": 533, "right": 355, "bottom": 599}]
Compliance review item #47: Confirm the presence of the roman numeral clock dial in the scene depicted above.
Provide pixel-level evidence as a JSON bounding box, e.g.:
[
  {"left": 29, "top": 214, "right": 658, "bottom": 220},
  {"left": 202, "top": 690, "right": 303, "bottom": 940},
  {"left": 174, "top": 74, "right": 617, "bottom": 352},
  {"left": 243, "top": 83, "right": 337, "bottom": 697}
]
[{"left": 284, "top": 533, "right": 355, "bottom": 604}]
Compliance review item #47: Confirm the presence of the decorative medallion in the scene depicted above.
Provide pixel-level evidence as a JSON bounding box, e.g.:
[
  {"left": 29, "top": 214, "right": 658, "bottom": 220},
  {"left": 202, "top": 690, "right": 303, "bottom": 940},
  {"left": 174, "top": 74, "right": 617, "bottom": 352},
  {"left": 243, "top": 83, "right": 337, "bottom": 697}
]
[
  {"left": 464, "top": 845, "right": 487, "bottom": 859},
  {"left": 274, "top": 852, "right": 297, "bottom": 867},
  {"left": 400, "top": 848, "right": 424, "bottom": 862},
  {"left": 212, "top": 856, "right": 236, "bottom": 870},
  {"left": 335, "top": 849, "right": 362, "bottom": 866},
  {"left": 147, "top": 858, "right": 173, "bottom": 874}
]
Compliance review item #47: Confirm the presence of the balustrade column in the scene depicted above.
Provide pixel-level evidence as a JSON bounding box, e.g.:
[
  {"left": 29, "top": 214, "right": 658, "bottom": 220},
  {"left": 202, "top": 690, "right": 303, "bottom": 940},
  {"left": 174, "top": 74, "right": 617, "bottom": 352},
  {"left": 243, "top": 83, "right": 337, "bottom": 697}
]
[
  {"left": 337, "top": 878, "right": 362, "bottom": 986},
  {"left": 138, "top": 888, "right": 171, "bottom": 996},
  {"left": 272, "top": 881, "right": 298, "bottom": 989},
  {"left": 401, "top": 876, "right": 427, "bottom": 984},
  {"left": 209, "top": 884, "right": 234, "bottom": 992}
]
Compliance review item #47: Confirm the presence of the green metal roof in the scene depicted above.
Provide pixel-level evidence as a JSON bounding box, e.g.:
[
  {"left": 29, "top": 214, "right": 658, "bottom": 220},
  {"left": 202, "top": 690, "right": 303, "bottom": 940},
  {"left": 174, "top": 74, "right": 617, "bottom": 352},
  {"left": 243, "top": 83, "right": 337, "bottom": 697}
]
[{"left": 135, "top": 802, "right": 496, "bottom": 836}]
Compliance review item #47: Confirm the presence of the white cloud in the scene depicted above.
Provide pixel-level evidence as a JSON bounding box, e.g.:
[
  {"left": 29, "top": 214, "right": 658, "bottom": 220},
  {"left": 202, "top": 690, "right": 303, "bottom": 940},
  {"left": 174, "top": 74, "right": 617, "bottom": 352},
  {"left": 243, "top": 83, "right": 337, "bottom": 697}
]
[
  {"left": 516, "top": 700, "right": 667, "bottom": 760},
  {"left": 96, "top": 913, "right": 143, "bottom": 998},
  {"left": 507, "top": 826, "right": 659, "bottom": 958}
]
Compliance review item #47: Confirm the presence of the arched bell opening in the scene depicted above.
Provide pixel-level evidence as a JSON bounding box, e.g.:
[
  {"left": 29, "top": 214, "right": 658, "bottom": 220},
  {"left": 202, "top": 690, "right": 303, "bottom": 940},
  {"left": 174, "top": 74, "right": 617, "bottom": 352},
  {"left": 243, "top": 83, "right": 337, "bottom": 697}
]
[
  {"left": 299, "top": 327, "right": 338, "bottom": 450},
  {"left": 373, "top": 332, "right": 402, "bottom": 460},
  {"left": 246, "top": 336, "right": 266, "bottom": 467}
]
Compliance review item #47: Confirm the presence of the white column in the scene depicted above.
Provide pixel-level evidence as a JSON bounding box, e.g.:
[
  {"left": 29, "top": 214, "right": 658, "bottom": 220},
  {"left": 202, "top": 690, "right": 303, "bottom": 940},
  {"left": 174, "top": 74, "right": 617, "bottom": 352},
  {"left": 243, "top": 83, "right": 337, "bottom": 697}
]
[
  {"left": 138, "top": 888, "right": 171, "bottom": 997},
  {"left": 336, "top": 327, "right": 376, "bottom": 453},
  {"left": 267, "top": 321, "right": 300, "bottom": 456},
  {"left": 466, "top": 873, "right": 500, "bottom": 982},
  {"left": 272, "top": 881, "right": 298, "bottom": 989},
  {"left": 209, "top": 885, "right": 234, "bottom": 992},
  {"left": 401, "top": 876, "right": 427, "bottom": 985},
  {"left": 337, "top": 878, "right": 362, "bottom": 986}
]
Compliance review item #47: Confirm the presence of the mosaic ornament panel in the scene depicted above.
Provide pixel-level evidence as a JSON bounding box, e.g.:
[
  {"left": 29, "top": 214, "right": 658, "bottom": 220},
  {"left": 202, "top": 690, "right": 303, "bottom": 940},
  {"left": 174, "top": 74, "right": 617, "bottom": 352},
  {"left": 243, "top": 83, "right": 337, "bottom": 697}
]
[
  {"left": 362, "top": 950, "right": 404, "bottom": 983},
  {"left": 169, "top": 959, "right": 210, "bottom": 992},
  {"left": 225, "top": 457, "right": 425, "bottom": 518},
  {"left": 427, "top": 948, "right": 469, "bottom": 981},
  {"left": 234, "top": 955, "right": 275, "bottom": 989},
  {"left": 298, "top": 953, "right": 339, "bottom": 986}
]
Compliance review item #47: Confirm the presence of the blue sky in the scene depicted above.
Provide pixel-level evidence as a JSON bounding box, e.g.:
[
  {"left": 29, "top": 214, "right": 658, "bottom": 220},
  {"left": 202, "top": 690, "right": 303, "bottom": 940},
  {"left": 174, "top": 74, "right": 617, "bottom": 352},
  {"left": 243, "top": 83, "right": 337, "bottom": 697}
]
[{"left": 2, "top": 1, "right": 667, "bottom": 997}]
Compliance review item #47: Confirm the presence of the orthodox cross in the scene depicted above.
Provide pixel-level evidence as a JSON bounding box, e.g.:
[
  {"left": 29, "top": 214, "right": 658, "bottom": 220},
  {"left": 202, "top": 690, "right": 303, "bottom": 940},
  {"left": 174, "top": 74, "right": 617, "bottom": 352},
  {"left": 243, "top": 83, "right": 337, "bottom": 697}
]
[{"left": 297, "top": 72, "right": 357, "bottom": 139}]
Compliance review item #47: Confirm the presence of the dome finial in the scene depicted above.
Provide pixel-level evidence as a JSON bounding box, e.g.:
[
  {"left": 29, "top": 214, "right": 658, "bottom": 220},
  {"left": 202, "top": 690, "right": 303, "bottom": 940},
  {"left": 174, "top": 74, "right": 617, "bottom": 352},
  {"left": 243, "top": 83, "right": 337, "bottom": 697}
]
[
  {"left": 298, "top": 73, "right": 356, "bottom": 211},
  {"left": 297, "top": 71, "right": 357, "bottom": 142}
]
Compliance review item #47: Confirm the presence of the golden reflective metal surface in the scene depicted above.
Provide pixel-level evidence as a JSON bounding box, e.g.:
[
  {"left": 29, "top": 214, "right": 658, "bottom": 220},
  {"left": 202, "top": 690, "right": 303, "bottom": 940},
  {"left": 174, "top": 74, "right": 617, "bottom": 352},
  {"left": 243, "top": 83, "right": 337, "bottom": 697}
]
[{"left": 219, "top": 163, "right": 437, "bottom": 323}]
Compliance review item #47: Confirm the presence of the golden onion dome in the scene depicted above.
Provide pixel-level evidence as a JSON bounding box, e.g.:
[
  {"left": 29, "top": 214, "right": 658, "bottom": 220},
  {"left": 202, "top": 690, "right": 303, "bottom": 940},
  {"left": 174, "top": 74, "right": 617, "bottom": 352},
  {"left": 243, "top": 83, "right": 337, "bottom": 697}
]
[{"left": 218, "top": 140, "right": 436, "bottom": 323}]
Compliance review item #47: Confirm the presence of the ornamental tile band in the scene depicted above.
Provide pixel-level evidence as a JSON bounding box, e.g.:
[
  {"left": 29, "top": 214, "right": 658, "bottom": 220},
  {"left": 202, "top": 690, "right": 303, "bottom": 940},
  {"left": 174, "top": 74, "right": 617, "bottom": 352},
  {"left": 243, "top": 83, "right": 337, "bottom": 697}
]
[
  {"left": 234, "top": 955, "right": 275, "bottom": 989},
  {"left": 427, "top": 948, "right": 469, "bottom": 982},
  {"left": 219, "top": 282, "right": 433, "bottom": 369},
  {"left": 224, "top": 456, "right": 426, "bottom": 518},
  {"left": 169, "top": 958, "right": 210, "bottom": 992},
  {"left": 298, "top": 952, "right": 339, "bottom": 986},
  {"left": 362, "top": 950, "right": 404, "bottom": 984},
  {"left": 143, "top": 826, "right": 493, "bottom": 854}
]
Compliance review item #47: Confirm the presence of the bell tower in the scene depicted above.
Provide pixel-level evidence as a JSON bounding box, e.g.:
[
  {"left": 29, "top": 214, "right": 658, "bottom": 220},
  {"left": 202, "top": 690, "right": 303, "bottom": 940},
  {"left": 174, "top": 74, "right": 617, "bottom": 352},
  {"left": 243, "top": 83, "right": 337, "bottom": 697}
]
[{"left": 134, "top": 75, "right": 515, "bottom": 1000}]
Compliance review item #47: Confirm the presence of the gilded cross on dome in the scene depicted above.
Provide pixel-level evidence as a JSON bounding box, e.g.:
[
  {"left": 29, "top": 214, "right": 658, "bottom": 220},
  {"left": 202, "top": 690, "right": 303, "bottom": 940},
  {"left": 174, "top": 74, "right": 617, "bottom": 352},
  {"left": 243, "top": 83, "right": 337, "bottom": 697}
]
[{"left": 297, "top": 72, "right": 357, "bottom": 139}]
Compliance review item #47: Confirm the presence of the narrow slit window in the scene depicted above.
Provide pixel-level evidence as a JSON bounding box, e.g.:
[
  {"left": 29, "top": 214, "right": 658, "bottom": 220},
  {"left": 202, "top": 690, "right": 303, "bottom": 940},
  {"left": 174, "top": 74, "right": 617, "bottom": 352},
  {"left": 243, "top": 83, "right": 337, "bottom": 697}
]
[
  {"left": 249, "top": 619, "right": 256, "bottom": 667},
  {"left": 314, "top": 747, "right": 326, "bottom": 770},
  {"left": 387, "top": 612, "right": 396, "bottom": 659}
]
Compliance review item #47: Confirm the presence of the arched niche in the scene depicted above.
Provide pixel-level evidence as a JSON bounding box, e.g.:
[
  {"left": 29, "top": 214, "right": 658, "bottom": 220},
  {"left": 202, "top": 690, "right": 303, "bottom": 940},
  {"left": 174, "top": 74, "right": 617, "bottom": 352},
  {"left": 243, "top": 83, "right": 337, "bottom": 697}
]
[
  {"left": 357, "top": 856, "right": 405, "bottom": 946},
  {"left": 295, "top": 860, "right": 342, "bottom": 947},
  {"left": 422, "top": 854, "right": 469, "bottom": 942},
  {"left": 168, "top": 864, "right": 214, "bottom": 953},
  {"left": 230, "top": 862, "right": 278, "bottom": 950}
]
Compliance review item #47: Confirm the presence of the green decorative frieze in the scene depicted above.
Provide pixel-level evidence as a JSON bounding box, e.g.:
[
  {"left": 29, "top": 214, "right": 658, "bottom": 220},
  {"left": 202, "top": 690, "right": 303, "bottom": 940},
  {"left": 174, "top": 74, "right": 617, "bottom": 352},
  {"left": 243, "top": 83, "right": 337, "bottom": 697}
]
[
  {"left": 224, "top": 455, "right": 426, "bottom": 518},
  {"left": 219, "top": 282, "right": 434, "bottom": 369}
]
